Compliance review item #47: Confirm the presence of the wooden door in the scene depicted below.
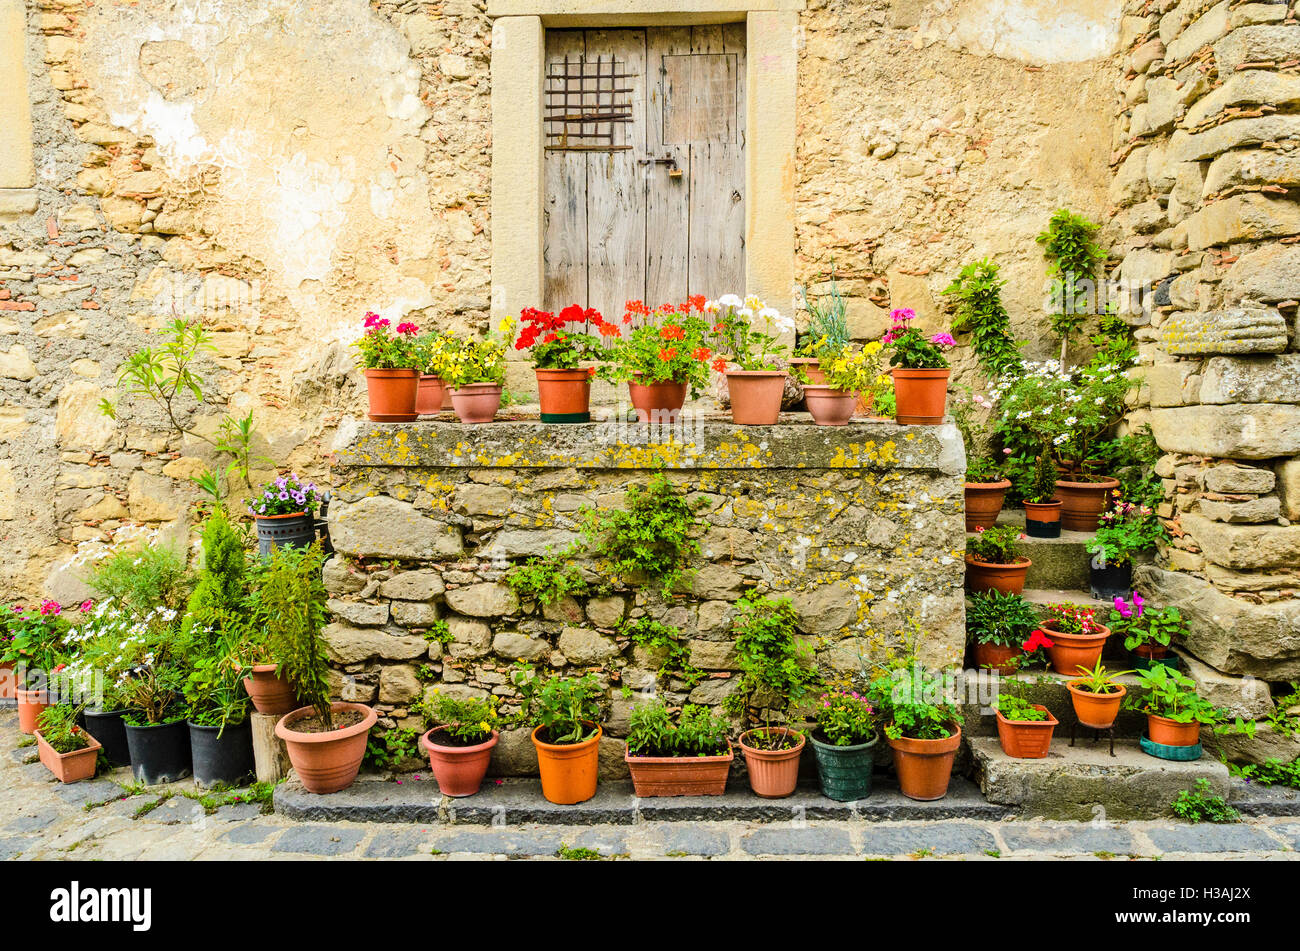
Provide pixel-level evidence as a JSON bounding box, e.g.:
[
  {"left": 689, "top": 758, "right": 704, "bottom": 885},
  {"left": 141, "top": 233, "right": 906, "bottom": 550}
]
[{"left": 543, "top": 26, "right": 746, "bottom": 322}]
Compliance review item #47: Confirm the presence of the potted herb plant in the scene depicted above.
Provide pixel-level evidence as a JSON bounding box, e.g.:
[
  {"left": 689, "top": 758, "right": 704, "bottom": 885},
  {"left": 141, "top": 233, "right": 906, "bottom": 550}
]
[
  {"left": 1110, "top": 593, "right": 1183, "bottom": 667},
  {"left": 1066, "top": 659, "right": 1132, "bottom": 729},
  {"left": 514, "top": 305, "right": 620, "bottom": 423},
  {"left": 1086, "top": 498, "right": 1165, "bottom": 600},
  {"left": 1040, "top": 602, "right": 1111, "bottom": 675},
  {"left": 512, "top": 667, "right": 605, "bottom": 804},
  {"left": 1127, "top": 665, "right": 1248, "bottom": 754},
  {"left": 993, "top": 691, "right": 1058, "bottom": 759},
  {"left": 609, "top": 299, "right": 714, "bottom": 422},
  {"left": 353, "top": 311, "right": 422, "bottom": 422},
  {"left": 723, "top": 592, "right": 821, "bottom": 798},
  {"left": 868, "top": 666, "right": 964, "bottom": 801},
  {"left": 965, "top": 524, "right": 1032, "bottom": 595},
  {"left": 809, "top": 690, "right": 878, "bottom": 802},
  {"left": 35, "top": 704, "right": 101, "bottom": 784},
  {"left": 418, "top": 691, "right": 501, "bottom": 797},
  {"left": 1021, "top": 451, "right": 1062, "bottom": 538},
  {"left": 270, "top": 544, "right": 377, "bottom": 794},
  {"left": 711, "top": 294, "right": 794, "bottom": 425},
  {"left": 623, "top": 700, "right": 734, "bottom": 797},
  {"left": 442, "top": 325, "right": 510, "bottom": 424},
  {"left": 883, "top": 308, "right": 956, "bottom": 425},
  {"left": 967, "top": 590, "right": 1039, "bottom": 674},
  {"left": 800, "top": 342, "right": 884, "bottom": 427},
  {"left": 413, "top": 330, "right": 453, "bottom": 416}
]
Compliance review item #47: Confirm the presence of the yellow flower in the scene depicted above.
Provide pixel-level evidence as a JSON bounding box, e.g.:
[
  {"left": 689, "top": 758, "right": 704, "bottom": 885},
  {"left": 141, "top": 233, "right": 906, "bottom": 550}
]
[{"left": 479, "top": 721, "right": 491, "bottom": 732}]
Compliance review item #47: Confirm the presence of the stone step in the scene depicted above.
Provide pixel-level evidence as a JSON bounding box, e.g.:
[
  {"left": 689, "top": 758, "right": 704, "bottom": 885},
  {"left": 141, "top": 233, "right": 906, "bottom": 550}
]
[
  {"left": 958, "top": 669, "right": 1152, "bottom": 740},
  {"left": 968, "top": 510, "right": 1095, "bottom": 590},
  {"left": 969, "top": 736, "right": 1232, "bottom": 820}
]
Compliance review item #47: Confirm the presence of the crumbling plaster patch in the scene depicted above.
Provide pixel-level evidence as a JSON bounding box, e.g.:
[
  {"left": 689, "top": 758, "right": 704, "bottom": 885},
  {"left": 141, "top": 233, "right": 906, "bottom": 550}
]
[{"left": 917, "top": 0, "right": 1123, "bottom": 64}]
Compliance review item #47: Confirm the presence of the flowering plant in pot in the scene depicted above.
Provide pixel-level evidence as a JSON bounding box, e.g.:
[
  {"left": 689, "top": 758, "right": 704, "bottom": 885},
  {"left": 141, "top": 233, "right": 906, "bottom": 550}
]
[
  {"left": 1125, "top": 665, "right": 1252, "bottom": 754},
  {"left": 35, "top": 704, "right": 101, "bottom": 784},
  {"left": 418, "top": 691, "right": 501, "bottom": 797},
  {"left": 867, "top": 665, "right": 964, "bottom": 801},
  {"left": 512, "top": 666, "right": 605, "bottom": 805},
  {"left": 623, "top": 700, "right": 733, "bottom": 797},
  {"left": 1110, "top": 594, "right": 1184, "bottom": 666},
  {"left": 442, "top": 323, "right": 510, "bottom": 424},
  {"left": 1018, "top": 628, "right": 1055, "bottom": 670},
  {"left": 1041, "top": 602, "right": 1111, "bottom": 675},
  {"left": 7, "top": 600, "right": 70, "bottom": 734},
  {"left": 965, "top": 524, "right": 1031, "bottom": 595},
  {"left": 1086, "top": 497, "right": 1165, "bottom": 600},
  {"left": 1066, "top": 659, "right": 1133, "bottom": 730},
  {"left": 883, "top": 308, "right": 955, "bottom": 425},
  {"left": 412, "top": 331, "right": 455, "bottom": 416},
  {"left": 514, "top": 305, "right": 621, "bottom": 423},
  {"left": 353, "top": 311, "right": 422, "bottom": 422},
  {"left": 993, "top": 691, "right": 1058, "bottom": 759},
  {"left": 810, "top": 690, "right": 878, "bottom": 802},
  {"left": 1020, "top": 450, "right": 1062, "bottom": 538},
  {"left": 609, "top": 299, "right": 713, "bottom": 422},
  {"left": 708, "top": 294, "right": 794, "bottom": 425},
  {"left": 723, "top": 592, "right": 821, "bottom": 798},
  {"left": 966, "top": 590, "right": 1039, "bottom": 674},
  {"left": 246, "top": 475, "right": 321, "bottom": 558},
  {"left": 798, "top": 342, "right": 884, "bottom": 427},
  {"left": 953, "top": 388, "right": 1010, "bottom": 530}
]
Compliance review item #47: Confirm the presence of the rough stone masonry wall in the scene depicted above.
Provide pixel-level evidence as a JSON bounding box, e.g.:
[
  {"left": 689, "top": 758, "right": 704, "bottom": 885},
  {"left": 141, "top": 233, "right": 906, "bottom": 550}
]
[
  {"left": 323, "top": 420, "right": 964, "bottom": 774},
  {"left": 1107, "top": 0, "right": 1300, "bottom": 682}
]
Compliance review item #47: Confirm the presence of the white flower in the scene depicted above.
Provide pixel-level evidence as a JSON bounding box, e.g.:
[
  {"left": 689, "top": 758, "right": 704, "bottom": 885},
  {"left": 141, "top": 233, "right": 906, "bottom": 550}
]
[{"left": 717, "top": 293, "right": 744, "bottom": 309}]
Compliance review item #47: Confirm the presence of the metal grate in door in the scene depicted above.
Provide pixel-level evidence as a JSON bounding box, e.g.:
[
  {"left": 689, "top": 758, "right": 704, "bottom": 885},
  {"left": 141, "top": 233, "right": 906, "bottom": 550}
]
[{"left": 544, "top": 54, "right": 634, "bottom": 151}]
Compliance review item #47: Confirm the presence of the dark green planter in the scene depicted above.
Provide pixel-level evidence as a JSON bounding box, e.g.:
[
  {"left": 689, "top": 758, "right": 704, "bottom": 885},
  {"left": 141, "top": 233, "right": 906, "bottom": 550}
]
[{"left": 810, "top": 733, "right": 878, "bottom": 802}]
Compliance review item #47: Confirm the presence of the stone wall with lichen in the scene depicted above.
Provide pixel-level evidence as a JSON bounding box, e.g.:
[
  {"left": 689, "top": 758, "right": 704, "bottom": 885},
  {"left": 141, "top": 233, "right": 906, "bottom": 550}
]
[{"left": 323, "top": 418, "right": 964, "bottom": 776}]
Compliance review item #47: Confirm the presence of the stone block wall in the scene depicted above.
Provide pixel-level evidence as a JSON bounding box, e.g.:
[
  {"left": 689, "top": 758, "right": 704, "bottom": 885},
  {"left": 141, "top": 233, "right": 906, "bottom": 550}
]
[
  {"left": 1110, "top": 0, "right": 1300, "bottom": 680},
  {"left": 324, "top": 418, "right": 965, "bottom": 770}
]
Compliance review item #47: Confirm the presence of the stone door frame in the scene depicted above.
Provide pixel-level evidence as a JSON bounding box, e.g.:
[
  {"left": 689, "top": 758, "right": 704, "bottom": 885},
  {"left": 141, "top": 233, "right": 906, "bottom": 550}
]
[{"left": 487, "top": 0, "right": 803, "bottom": 322}]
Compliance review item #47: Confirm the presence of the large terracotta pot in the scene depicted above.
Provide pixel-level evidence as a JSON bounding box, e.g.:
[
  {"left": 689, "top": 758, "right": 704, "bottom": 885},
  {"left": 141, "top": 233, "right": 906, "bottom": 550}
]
[
  {"left": 1067, "top": 681, "right": 1127, "bottom": 730},
  {"left": 0, "top": 662, "right": 14, "bottom": 701},
  {"left": 738, "top": 728, "right": 805, "bottom": 798},
  {"left": 973, "top": 641, "right": 1022, "bottom": 675},
  {"left": 725, "top": 370, "right": 786, "bottom": 425},
  {"left": 888, "top": 725, "right": 961, "bottom": 801},
  {"left": 36, "top": 728, "right": 101, "bottom": 784},
  {"left": 532, "top": 723, "right": 602, "bottom": 804},
  {"left": 1134, "top": 643, "right": 1170, "bottom": 660},
  {"left": 415, "top": 374, "right": 446, "bottom": 416},
  {"left": 1055, "top": 475, "right": 1120, "bottom": 532},
  {"left": 790, "top": 357, "right": 825, "bottom": 385},
  {"left": 1042, "top": 623, "right": 1111, "bottom": 676},
  {"left": 275, "top": 702, "right": 378, "bottom": 794},
  {"left": 421, "top": 727, "right": 499, "bottom": 797},
  {"left": 450, "top": 383, "right": 503, "bottom": 424},
  {"left": 965, "top": 554, "right": 1031, "bottom": 595},
  {"left": 627, "top": 378, "right": 687, "bottom": 423},
  {"left": 535, "top": 367, "right": 592, "bottom": 423},
  {"left": 995, "top": 705, "right": 1058, "bottom": 759},
  {"left": 964, "top": 479, "right": 1011, "bottom": 531},
  {"left": 16, "top": 688, "right": 50, "bottom": 735},
  {"left": 1023, "top": 500, "right": 1062, "bottom": 538},
  {"left": 242, "top": 664, "right": 298, "bottom": 717},
  {"left": 892, "top": 368, "right": 950, "bottom": 425},
  {"left": 803, "top": 385, "right": 857, "bottom": 426},
  {"left": 624, "top": 741, "right": 734, "bottom": 797},
  {"left": 1147, "top": 713, "right": 1200, "bottom": 747},
  {"left": 364, "top": 367, "right": 419, "bottom": 422}
]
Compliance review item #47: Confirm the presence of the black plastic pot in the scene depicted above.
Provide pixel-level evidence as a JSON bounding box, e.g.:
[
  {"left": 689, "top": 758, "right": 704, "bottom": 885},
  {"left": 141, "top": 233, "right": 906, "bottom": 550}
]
[
  {"left": 1089, "top": 557, "right": 1133, "bottom": 601},
  {"left": 188, "top": 720, "right": 255, "bottom": 789},
  {"left": 124, "top": 719, "right": 192, "bottom": 785},
  {"left": 82, "top": 708, "right": 131, "bottom": 768},
  {"left": 255, "top": 512, "right": 316, "bottom": 558}
]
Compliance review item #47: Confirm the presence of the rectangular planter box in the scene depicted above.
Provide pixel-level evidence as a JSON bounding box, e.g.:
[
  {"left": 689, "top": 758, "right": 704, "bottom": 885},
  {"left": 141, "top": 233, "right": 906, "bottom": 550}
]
[
  {"left": 625, "top": 744, "right": 734, "bottom": 797},
  {"left": 35, "top": 728, "right": 101, "bottom": 783}
]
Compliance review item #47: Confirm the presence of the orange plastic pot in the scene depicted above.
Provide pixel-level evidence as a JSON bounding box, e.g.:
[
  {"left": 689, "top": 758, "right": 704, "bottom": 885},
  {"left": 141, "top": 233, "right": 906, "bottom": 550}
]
[
  {"left": 627, "top": 379, "right": 687, "bottom": 423},
  {"left": 532, "top": 723, "right": 601, "bottom": 804},
  {"left": 1042, "top": 623, "right": 1111, "bottom": 676},
  {"left": 415, "top": 374, "right": 446, "bottom": 416},
  {"left": 275, "top": 702, "right": 377, "bottom": 794},
  {"left": 1147, "top": 713, "right": 1200, "bottom": 747},
  {"left": 973, "top": 641, "right": 1022, "bottom": 675},
  {"left": 16, "top": 688, "right": 50, "bottom": 735},
  {"left": 535, "top": 368, "right": 592, "bottom": 423},
  {"left": 36, "top": 728, "right": 101, "bottom": 783},
  {"left": 965, "top": 555, "right": 1031, "bottom": 595},
  {"left": 1023, "top": 500, "right": 1062, "bottom": 538},
  {"left": 995, "top": 705, "right": 1058, "bottom": 759},
  {"left": 1055, "top": 475, "right": 1120, "bottom": 532},
  {"left": 1067, "top": 681, "right": 1127, "bottom": 729},
  {"left": 888, "top": 725, "right": 961, "bottom": 801},
  {"left": 450, "top": 383, "right": 503, "bottom": 424},
  {"left": 738, "top": 728, "right": 805, "bottom": 798},
  {"left": 790, "top": 357, "right": 825, "bottom": 385},
  {"left": 892, "top": 368, "right": 950, "bottom": 425},
  {"left": 242, "top": 664, "right": 298, "bottom": 717},
  {"left": 803, "top": 385, "right": 857, "bottom": 426},
  {"left": 725, "top": 371, "right": 786, "bottom": 425},
  {"left": 964, "top": 479, "right": 1010, "bottom": 531},
  {"left": 364, "top": 368, "right": 419, "bottom": 422},
  {"left": 625, "top": 741, "right": 734, "bottom": 797},
  {"left": 421, "top": 727, "right": 499, "bottom": 797}
]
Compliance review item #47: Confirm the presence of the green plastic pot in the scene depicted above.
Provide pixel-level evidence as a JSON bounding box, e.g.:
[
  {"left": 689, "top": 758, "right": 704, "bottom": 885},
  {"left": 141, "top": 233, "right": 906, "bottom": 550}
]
[{"left": 810, "top": 732, "right": 878, "bottom": 802}]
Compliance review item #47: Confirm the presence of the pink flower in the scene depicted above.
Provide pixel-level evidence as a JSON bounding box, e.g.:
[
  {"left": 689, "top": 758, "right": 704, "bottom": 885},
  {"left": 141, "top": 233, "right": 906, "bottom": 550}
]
[
  {"left": 1133, "top": 592, "right": 1144, "bottom": 618},
  {"left": 396, "top": 322, "right": 419, "bottom": 336},
  {"left": 930, "top": 332, "right": 957, "bottom": 347},
  {"left": 78, "top": 600, "right": 94, "bottom": 613},
  {"left": 363, "top": 311, "right": 383, "bottom": 328},
  {"left": 1113, "top": 595, "right": 1131, "bottom": 618},
  {"left": 890, "top": 308, "right": 916, "bottom": 324},
  {"left": 40, "top": 599, "right": 60, "bottom": 616}
]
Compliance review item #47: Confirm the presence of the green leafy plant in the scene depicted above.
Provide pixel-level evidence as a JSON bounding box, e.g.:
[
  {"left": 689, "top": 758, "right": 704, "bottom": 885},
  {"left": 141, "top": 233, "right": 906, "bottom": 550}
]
[
  {"left": 1171, "top": 778, "right": 1239, "bottom": 824},
  {"left": 259, "top": 543, "right": 333, "bottom": 727},
  {"left": 867, "top": 667, "right": 963, "bottom": 741},
  {"left": 813, "top": 690, "right": 876, "bottom": 746},
  {"left": 582, "top": 476, "right": 702, "bottom": 595},
  {"left": 1087, "top": 498, "right": 1167, "bottom": 568},
  {"left": 35, "top": 704, "right": 91, "bottom": 754},
  {"left": 1097, "top": 426, "right": 1162, "bottom": 508},
  {"left": 511, "top": 666, "right": 603, "bottom": 745},
  {"left": 1127, "top": 665, "right": 1254, "bottom": 735},
  {"left": 183, "top": 505, "right": 247, "bottom": 655},
  {"left": 1230, "top": 758, "right": 1300, "bottom": 789},
  {"left": 1036, "top": 209, "right": 1107, "bottom": 365},
  {"left": 1070, "top": 659, "right": 1134, "bottom": 694},
  {"left": 723, "top": 591, "right": 821, "bottom": 749},
  {"left": 621, "top": 616, "right": 704, "bottom": 689},
  {"left": 952, "top": 386, "right": 1001, "bottom": 482},
  {"left": 87, "top": 542, "right": 192, "bottom": 615},
  {"left": 884, "top": 308, "right": 955, "bottom": 370},
  {"left": 966, "top": 590, "right": 1040, "bottom": 649},
  {"left": 353, "top": 311, "right": 420, "bottom": 370},
  {"left": 1021, "top": 450, "right": 1059, "bottom": 505},
  {"left": 943, "top": 258, "right": 1021, "bottom": 375},
  {"left": 626, "top": 700, "right": 730, "bottom": 758},
  {"left": 504, "top": 552, "right": 588, "bottom": 605},
  {"left": 797, "top": 274, "right": 850, "bottom": 357},
  {"left": 995, "top": 694, "right": 1049, "bottom": 722},
  {"left": 967, "top": 525, "right": 1026, "bottom": 565},
  {"left": 362, "top": 728, "right": 423, "bottom": 770},
  {"left": 182, "top": 630, "right": 252, "bottom": 733},
  {"left": 1109, "top": 594, "right": 1184, "bottom": 653},
  {"left": 420, "top": 691, "right": 500, "bottom": 746}
]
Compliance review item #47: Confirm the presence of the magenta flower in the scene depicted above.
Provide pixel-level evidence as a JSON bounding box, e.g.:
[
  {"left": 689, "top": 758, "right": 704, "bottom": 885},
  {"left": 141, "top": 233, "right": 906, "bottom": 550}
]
[
  {"left": 363, "top": 311, "right": 383, "bottom": 328},
  {"left": 1113, "top": 595, "right": 1131, "bottom": 618},
  {"left": 396, "top": 322, "right": 419, "bottom": 336},
  {"left": 40, "top": 599, "right": 61, "bottom": 616},
  {"left": 1133, "top": 592, "right": 1144, "bottom": 617},
  {"left": 929, "top": 332, "right": 957, "bottom": 348},
  {"left": 78, "top": 600, "right": 94, "bottom": 613},
  {"left": 890, "top": 308, "right": 916, "bottom": 323}
]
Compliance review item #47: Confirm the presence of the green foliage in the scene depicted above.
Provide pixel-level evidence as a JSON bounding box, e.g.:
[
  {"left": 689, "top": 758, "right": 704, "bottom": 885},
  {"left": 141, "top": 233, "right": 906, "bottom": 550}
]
[
  {"left": 1036, "top": 209, "right": 1107, "bottom": 355},
  {"left": 626, "top": 700, "right": 730, "bottom": 757},
  {"left": 504, "top": 553, "right": 588, "bottom": 605},
  {"left": 797, "top": 274, "right": 850, "bottom": 356},
  {"left": 1087, "top": 499, "right": 1168, "bottom": 568},
  {"left": 951, "top": 386, "right": 1001, "bottom": 481},
  {"left": 943, "top": 259, "right": 1022, "bottom": 375},
  {"left": 555, "top": 845, "right": 608, "bottom": 861},
  {"left": 813, "top": 690, "right": 876, "bottom": 746},
  {"left": 1097, "top": 426, "right": 1162, "bottom": 508},
  {"left": 621, "top": 616, "right": 704, "bottom": 689},
  {"left": 363, "top": 727, "right": 423, "bottom": 770},
  {"left": 966, "top": 524, "right": 1025, "bottom": 565},
  {"left": 966, "top": 590, "right": 1040, "bottom": 649},
  {"left": 87, "top": 542, "right": 192, "bottom": 615},
  {"left": 995, "top": 694, "right": 1049, "bottom": 722},
  {"left": 184, "top": 505, "right": 247, "bottom": 654},
  {"left": 510, "top": 666, "right": 603, "bottom": 745},
  {"left": 1070, "top": 659, "right": 1134, "bottom": 694},
  {"left": 1268, "top": 683, "right": 1300, "bottom": 738},
  {"left": 420, "top": 692, "right": 500, "bottom": 745},
  {"left": 422, "top": 617, "right": 452, "bottom": 646},
  {"left": 35, "top": 704, "right": 90, "bottom": 755},
  {"left": 1172, "top": 779, "right": 1239, "bottom": 824},
  {"left": 259, "top": 543, "right": 332, "bottom": 726},
  {"left": 1128, "top": 665, "right": 1255, "bottom": 735},
  {"left": 582, "top": 475, "right": 702, "bottom": 595},
  {"left": 867, "top": 668, "right": 963, "bottom": 741},
  {"left": 1230, "top": 758, "right": 1300, "bottom": 789},
  {"left": 723, "top": 592, "right": 821, "bottom": 729},
  {"left": 1022, "top": 450, "right": 1059, "bottom": 505},
  {"left": 182, "top": 629, "right": 251, "bottom": 733},
  {"left": 1109, "top": 597, "right": 1185, "bottom": 653}
]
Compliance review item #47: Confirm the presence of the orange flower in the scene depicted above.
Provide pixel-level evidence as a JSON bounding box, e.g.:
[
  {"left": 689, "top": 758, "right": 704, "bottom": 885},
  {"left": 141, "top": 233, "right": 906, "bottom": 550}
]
[
  {"left": 660, "top": 324, "right": 684, "bottom": 341},
  {"left": 693, "top": 347, "right": 712, "bottom": 362},
  {"left": 712, "top": 356, "right": 729, "bottom": 373},
  {"left": 658, "top": 347, "right": 678, "bottom": 361}
]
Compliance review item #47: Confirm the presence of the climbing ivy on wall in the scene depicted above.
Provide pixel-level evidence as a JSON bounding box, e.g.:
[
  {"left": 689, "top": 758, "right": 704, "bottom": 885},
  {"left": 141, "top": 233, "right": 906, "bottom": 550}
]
[
  {"left": 1036, "top": 209, "right": 1108, "bottom": 366},
  {"left": 942, "top": 258, "right": 1021, "bottom": 376}
]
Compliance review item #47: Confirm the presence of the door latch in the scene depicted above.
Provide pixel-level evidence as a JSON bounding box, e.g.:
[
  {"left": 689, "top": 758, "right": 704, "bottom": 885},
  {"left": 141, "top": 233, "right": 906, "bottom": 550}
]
[{"left": 638, "top": 154, "right": 683, "bottom": 179}]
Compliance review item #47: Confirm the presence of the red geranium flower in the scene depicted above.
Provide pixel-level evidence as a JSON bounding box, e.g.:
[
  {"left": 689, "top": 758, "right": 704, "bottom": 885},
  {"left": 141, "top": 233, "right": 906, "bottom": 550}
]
[
  {"left": 693, "top": 347, "right": 712, "bottom": 362},
  {"left": 660, "top": 324, "right": 685, "bottom": 341},
  {"left": 1022, "top": 629, "right": 1054, "bottom": 653},
  {"left": 658, "top": 347, "right": 678, "bottom": 361}
]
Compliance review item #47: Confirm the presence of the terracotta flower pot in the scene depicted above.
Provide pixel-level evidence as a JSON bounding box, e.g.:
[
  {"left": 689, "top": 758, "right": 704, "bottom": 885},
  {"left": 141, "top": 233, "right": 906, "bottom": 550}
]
[
  {"left": 450, "top": 383, "right": 503, "bottom": 424},
  {"left": 725, "top": 370, "right": 786, "bottom": 425},
  {"left": 275, "top": 702, "right": 378, "bottom": 794},
  {"left": 738, "top": 728, "right": 805, "bottom": 798},
  {"left": 627, "top": 378, "right": 688, "bottom": 423},
  {"left": 891, "top": 367, "right": 950, "bottom": 425},
  {"left": 1067, "top": 681, "right": 1127, "bottom": 729},
  {"left": 364, "top": 367, "right": 419, "bottom": 422},
  {"left": 421, "top": 727, "right": 499, "bottom": 797},
  {"left": 973, "top": 641, "right": 1022, "bottom": 675},
  {"left": 995, "top": 705, "right": 1058, "bottom": 759},
  {"left": 535, "top": 367, "right": 592, "bottom": 423},
  {"left": 242, "top": 664, "right": 298, "bottom": 717},
  {"left": 1134, "top": 643, "right": 1170, "bottom": 660},
  {"left": 1147, "top": 713, "right": 1200, "bottom": 747},
  {"left": 888, "top": 725, "right": 961, "bottom": 801},
  {"left": 790, "top": 357, "right": 825, "bottom": 385},
  {"left": 965, "top": 554, "right": 1032, "bottom": 595},
  {"left": 1054, "top": 475, "right": 1120, "bottom": 532},
  {"left": 964, "top": 479, "right": 1011, "bottom": 531},
  {"left": 415, "top": 374, "right": 446, "bottom": 416},
  {"left": 1023, "top": 500, "right": 1062, "bottom": 539},
  {"left": 624, "top": 741, "right": 734, "bottom": 797},
  {"left": 16, "top": 688, "right": 50, "bottom": 735},
  {"left": 1042, "top": 623, "right": 1111, "bottom": 676},
  {"left": 0, "top": 662, "right": 14, "bottom": 701},
  {"left": 532, "top": 723, "right": 602, "bottom": 805},
  {"left": 36, "top": 728, "right": 102, "bottom": 784},
  {"left": 803, "top": 385, "right": 857, "bottom": 426}
]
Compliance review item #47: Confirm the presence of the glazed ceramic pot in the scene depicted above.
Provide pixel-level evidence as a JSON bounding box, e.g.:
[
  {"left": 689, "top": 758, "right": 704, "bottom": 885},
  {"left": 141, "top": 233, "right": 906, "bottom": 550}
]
[
  {"left": 36, "top": 728, "right": 101, "bottom": 784},
  {"left": 1147, "top": 713, "right": 1200, "bottom": 747},
  {"left": 995, "top": 705, "right": 1058, "bottom": 759},
  {"left": 1067, "top": 681, "right": 1127, "bottom": 730},
  {"left": 275, "top": 702, "right": 378, "bottom": 795},
  {"left": 1042, "top": 623, "right": 1112, "bottom": 676},
  {"left": 738, "top": 728, "right": 805, "bottom": 798},
  {"left": 421, "top": 727, "right": 499, "bottom": 797},
  {"left": 415, "top": 374, "right": 447, "bottom": 416},
  {"left": 364, "top": 368, "right": 419, "bottom": 422},
  {"left": 888, "top": 725, "right": 961, "bottom": 801},
  {"left": 964, "top": 479, "right": 1011, "bottom": 531},
  {"left": 624, "top": 742, "right": 734, "bottom": 797},
  {"left": 242, "top": 664, "right": 298, "bottom": 717},
  {"left": 965, "top": 555, "right": 1032, "bottom": 595},
  {"left": 450, "top": 383, "right": 503, "bottom": 424},
  {"left": 627, "top": 378, "right": 688, "bottom": 423},
  {"left": 535, "top": 368, "right": 592, "bottom": 423},
  {"left": 1055, "top": 475, "right": 1120, "bottom": 532},
  {"left": 532, "top": 723, "right": 601, "bottom": 805},
  {"left": 892, "top": 368, "right": 950, "bottom": 425},
  {"left": 725, "top": 371, "right": 786, "bottom": 425},
  {"left": 1023, "top": 500, "right": 1063, "bottom": 539},
  {"left": 803, "top": 385, "right": 857, "bottom": 426}
]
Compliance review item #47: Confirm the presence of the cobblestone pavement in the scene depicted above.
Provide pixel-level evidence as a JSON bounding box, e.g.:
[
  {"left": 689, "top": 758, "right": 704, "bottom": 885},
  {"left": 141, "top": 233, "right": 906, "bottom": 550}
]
[{"left": 3, "top": 711, "right": 1297, "bottom": 861}]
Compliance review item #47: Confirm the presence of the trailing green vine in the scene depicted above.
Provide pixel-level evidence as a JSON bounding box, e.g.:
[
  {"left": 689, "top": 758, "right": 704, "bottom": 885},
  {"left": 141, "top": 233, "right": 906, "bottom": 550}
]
[
  {"left": 505, "top": 552, "right": 589, "bottom": 605},
  {"left": 1036, "top": 209, "right": 1107, "bottom": 366},
  {"left": 582, "top": 475, "right": 702, "bottom": 595},
  {"left": 621, "top": 616, "right": 705, "bottom": 690},
  {"left": 942, "top": 258, "right": 1021, "bottom": 376}
]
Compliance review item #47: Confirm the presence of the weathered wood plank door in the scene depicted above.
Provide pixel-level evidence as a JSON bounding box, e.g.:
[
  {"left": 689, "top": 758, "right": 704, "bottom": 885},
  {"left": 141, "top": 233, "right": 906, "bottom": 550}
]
[{"left": 543, "top": 26, "right": 746, "bottom": 321}]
